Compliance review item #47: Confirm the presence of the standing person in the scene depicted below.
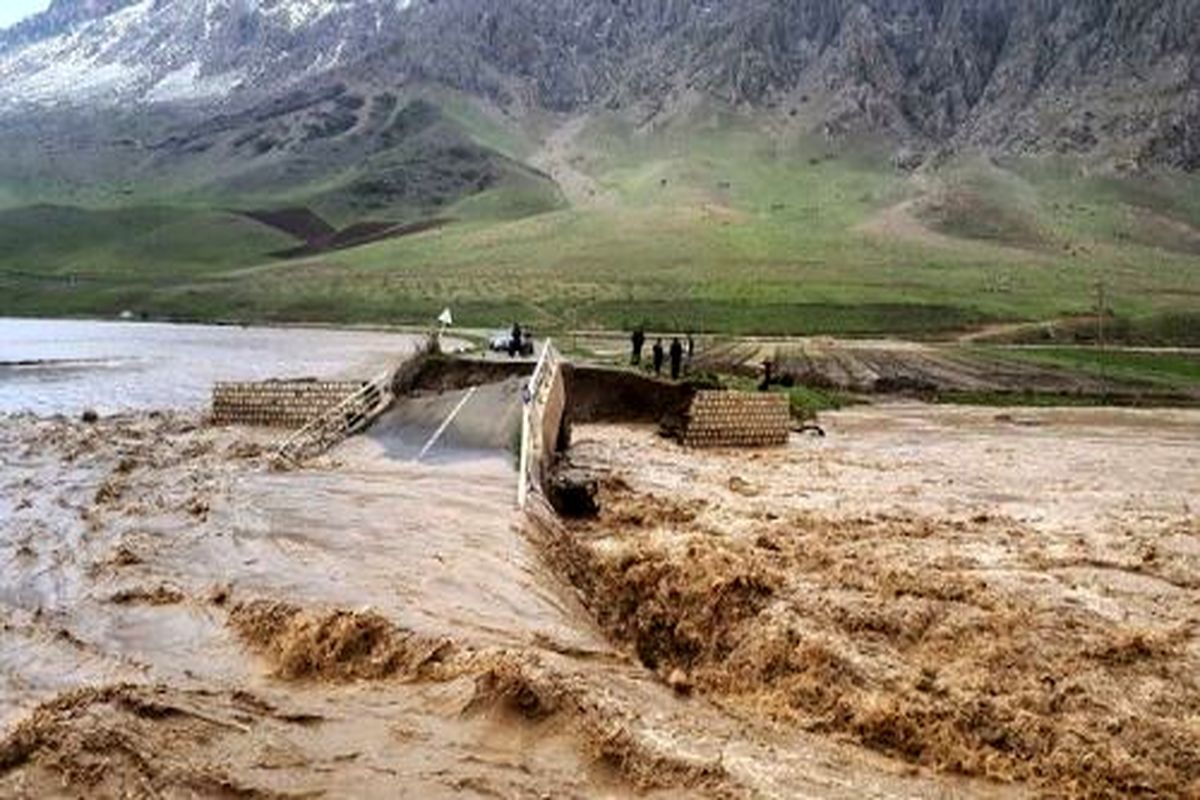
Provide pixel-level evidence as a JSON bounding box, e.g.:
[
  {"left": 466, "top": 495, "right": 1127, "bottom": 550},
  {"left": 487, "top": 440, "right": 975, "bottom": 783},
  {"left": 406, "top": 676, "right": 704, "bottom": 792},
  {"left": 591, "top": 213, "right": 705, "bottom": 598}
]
[
  {"left": 652, "top": 338, "right": 665, "bottom": 376},
  {"left": 631, "top": 328, "right": 645, "bottom": 366},
  {"left": 669, "top": 337, "right": 683, "bottom": 380},
  {"left": 759, "top": 359, "right": 774, "bottom": 391},
  {"left": 509, "top": 322, "right": 523, "bottom": 358}
]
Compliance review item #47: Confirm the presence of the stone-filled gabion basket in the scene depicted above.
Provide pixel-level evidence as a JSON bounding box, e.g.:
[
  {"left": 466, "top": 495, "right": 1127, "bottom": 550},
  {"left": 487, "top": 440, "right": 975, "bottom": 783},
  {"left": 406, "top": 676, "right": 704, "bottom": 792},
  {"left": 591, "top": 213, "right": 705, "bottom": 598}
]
[
  {"left": 211, "top": 381, "right": 364, "bottom": 428},
  {"left": 681, "top": 390, "right": 790, "bottom": 448}
]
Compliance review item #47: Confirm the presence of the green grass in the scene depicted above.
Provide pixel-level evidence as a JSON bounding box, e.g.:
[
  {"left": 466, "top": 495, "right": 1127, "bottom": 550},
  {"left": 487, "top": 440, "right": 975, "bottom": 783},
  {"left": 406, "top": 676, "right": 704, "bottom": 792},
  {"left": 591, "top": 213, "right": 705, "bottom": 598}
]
[
  {"left": 985, "top": 347, "right": 1200, "bottom": 392},
  {"left": 195, "top": 118, "right": 1196, "bottom": 334},
  {"left": 785, "top": 385, "right": 852, "bottom": 420},
  {"left": 0, "top": 205, "right": 296, "bottom": 280},
  {"left": 2, "top": 98, "right": 1199, "bottom": 337},
  {"left": 423, "top": 86, "right": 541, "bottom": 162},
  {"left": 935, "top": 389, "right": 1200, "bottom": 408},
  {"left": 1123, "top": 313, "right": 1200, "bottom": 348}
]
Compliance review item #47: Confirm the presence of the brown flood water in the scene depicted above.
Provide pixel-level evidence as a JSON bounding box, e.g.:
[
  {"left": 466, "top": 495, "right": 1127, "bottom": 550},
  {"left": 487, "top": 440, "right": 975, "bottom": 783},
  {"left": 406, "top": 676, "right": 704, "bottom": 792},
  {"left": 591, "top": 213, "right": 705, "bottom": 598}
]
[
  {"left": 0, "top": 389, "right": 1033, "bottom": 798},
  {"left": 556, "top": 405, "right": 1199, "bottom": 798}
]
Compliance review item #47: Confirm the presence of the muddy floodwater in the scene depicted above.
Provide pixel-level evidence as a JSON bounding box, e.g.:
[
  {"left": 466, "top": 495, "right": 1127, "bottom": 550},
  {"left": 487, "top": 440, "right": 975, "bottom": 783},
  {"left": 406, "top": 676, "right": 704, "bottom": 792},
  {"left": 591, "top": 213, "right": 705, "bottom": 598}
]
[
  {"left": 0, "top": 318, "right": 423, "bottom": 415},
  {"left": 0, "top": 413, "right": 1003, "bottom": 796},
  {"left": 1, "top": 338, "right": 1197, "bottom": 797}
]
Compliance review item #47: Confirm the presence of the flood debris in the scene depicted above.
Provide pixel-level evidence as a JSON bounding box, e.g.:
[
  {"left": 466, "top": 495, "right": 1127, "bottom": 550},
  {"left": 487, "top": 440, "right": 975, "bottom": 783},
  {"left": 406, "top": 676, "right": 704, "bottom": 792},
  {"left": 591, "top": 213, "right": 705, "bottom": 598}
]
[
  {"left": 105, "top": 544, "right": 143, "bottom": 567},
  {"left": 547, "top": 468, "right": 600, "bottom": 518},
  {"left": 107, "top": 584, "right": 185, "bottom": 606}
]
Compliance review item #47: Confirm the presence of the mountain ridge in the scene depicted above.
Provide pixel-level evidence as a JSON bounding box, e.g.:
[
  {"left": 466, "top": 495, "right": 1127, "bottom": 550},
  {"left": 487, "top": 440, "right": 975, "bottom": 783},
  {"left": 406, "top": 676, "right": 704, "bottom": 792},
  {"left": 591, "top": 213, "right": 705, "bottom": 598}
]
[{"left": 0, "top": 0, "right": 1196, "bottom": 168}]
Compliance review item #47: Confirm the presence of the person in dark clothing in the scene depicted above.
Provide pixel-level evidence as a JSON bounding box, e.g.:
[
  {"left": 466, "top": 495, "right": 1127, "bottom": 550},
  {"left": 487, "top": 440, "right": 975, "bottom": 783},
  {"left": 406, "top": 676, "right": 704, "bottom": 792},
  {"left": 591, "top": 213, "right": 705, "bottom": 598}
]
[
  {"left": 508, "top": 322, "right": 523, "bottom": 358},
  {"left": 631, "top": 328, "right": 645, "bottom": 365},
  {"left": 669, "top": 337, "right": 684, "bottom": 380},
  {"left": 687, "top": 333, "right": 695, "bottom": 360},
  {"left": 759, "top": 359, "right": 774, "bottom": 391},
  {"left": 652, "top": 339, "right": 665, "bottom": 376}
]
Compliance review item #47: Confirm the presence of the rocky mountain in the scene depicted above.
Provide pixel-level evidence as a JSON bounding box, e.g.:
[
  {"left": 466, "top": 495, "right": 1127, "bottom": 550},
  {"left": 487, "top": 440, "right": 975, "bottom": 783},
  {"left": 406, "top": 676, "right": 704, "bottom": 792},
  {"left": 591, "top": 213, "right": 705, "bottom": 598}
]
[
  {"left": 4, "top": 1, "right": 1200, "bottom": 172},
  {"left": 0, "top": 0, "right": 411, "bottom": 110},
  {"left": 1, "top": 0, "right": 1196, "bottom": 168},
  {"left": 0, "top": 0, "right": 138, "bottom": 49},
  {"left": 386, "top": 0, "right": 1200, "bottom": 169}
]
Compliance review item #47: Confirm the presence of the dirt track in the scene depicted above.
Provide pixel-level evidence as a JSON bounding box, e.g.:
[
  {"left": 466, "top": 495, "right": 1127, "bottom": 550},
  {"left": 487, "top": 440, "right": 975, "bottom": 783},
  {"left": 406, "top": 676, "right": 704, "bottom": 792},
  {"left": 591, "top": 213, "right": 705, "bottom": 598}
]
[{"left": 2, "top": 403, "right": 1197, "bottom": 797}]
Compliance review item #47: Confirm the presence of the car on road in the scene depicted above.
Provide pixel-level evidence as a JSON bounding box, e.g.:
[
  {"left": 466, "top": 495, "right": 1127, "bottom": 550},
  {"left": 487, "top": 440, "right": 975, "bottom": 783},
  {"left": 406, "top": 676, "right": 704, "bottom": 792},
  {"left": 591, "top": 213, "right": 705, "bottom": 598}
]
[{"left": 488, "top": 329, "right": 534, "bottom": 357}]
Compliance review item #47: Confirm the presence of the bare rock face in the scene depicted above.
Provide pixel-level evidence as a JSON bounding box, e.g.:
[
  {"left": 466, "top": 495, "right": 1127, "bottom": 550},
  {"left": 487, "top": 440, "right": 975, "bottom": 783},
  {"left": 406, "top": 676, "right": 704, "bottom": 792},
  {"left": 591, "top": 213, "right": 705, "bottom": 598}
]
[
  {"left": 0, "top": 0, "right": 410, "bottom": 111},
  {"left": 0, "top": 0, "right": 1197, "bottom": 169},
  {"left": 390, "top": 0, "right": 1200, "bottom": 168},
  {"left": 0, "top": 0, "right": 140, "bottom": 48}
]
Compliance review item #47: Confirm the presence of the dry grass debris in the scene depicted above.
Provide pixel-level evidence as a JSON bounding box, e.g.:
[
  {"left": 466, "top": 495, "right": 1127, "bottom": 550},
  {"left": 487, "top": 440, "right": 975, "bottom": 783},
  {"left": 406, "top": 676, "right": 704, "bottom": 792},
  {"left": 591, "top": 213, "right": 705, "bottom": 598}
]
[{"left": 107, "top": 584, "right": 185, "bottom": 606}]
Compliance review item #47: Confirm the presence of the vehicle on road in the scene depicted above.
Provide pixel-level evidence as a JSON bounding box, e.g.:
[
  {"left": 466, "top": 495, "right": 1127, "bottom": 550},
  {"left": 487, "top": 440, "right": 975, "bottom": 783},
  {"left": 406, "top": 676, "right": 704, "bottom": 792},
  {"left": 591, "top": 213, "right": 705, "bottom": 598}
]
[{"left": 488, "top": 329, "right": 534, "bottom": 357}]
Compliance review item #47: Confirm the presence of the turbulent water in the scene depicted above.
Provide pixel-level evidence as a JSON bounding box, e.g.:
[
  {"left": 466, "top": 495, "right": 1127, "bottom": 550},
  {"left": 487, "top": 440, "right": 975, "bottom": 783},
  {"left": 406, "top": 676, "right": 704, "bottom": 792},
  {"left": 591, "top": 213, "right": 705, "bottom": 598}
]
[
  {"left": 0, "top": 406, "right": 623, "bottom": 797},
  {"left": 2, "top": 406, "right": 986, "bottom": 798},
  {"left": 0, "top": 318, "right": 422, "bottom": 415},
  {"left": 0, "top": 336, "right": 971, "bottom": 797},
  {"left": 7, "top": 322, "right": 1192, "bottom": 796}
]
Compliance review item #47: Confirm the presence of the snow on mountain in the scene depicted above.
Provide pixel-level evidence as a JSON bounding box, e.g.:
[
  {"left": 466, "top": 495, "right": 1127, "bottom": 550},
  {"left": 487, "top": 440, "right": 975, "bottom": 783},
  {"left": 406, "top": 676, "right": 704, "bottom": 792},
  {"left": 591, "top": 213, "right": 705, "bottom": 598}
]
[
  {"left": 0, "top": 0, "right": 410, "bottom": 110},
  {"left": 263, "top": 0, "right": 338, "bottom": 31},
  {"left": 0, "top": 0, "right": 1194, "bottom": 170},
  {"left": 0, "top": 1, "right": 152, "bottom": 107}
]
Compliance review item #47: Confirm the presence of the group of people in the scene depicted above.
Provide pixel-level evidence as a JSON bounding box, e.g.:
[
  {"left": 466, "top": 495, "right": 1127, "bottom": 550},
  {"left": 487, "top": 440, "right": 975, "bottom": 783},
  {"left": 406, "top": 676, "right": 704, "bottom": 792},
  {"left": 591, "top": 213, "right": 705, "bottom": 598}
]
[
  {"left": 630, "top": 328, "right": 693, "bottom": 380},
  {"left": 500, "top": 322, "right": 697, "bottom": 381}
]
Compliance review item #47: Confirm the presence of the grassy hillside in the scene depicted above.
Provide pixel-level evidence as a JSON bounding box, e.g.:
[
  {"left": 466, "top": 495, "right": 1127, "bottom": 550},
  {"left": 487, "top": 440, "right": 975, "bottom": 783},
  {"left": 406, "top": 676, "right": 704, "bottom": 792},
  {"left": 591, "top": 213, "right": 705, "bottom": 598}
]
[
  {"left": 2, "top": 98, "right": 1198, "bottom": 338},
  {"left": 0, "top": 205, "right": 302, "bottom": 317}
]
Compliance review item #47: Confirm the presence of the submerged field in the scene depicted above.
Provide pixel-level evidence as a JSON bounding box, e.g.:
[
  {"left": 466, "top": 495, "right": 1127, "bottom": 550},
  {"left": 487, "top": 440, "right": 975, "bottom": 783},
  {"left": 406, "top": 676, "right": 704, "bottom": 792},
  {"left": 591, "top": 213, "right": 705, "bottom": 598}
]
[{"left": 2, "top": 97, "right": 1199, "bottom": 339}]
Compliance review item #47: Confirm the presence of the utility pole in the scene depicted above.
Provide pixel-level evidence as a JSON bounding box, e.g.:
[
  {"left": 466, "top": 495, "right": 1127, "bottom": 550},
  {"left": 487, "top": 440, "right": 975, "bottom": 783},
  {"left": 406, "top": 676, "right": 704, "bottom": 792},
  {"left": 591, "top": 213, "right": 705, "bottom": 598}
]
[{"left": 1096, "top": 278, "right": 1108, "bottom": 398}]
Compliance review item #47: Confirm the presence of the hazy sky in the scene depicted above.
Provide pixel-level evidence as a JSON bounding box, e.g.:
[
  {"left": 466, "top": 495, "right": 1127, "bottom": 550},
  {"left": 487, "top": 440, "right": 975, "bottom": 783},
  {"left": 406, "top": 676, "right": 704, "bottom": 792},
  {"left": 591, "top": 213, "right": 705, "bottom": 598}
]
[{"left": 0, "top": 0, "right": 51, "bottom": 30}]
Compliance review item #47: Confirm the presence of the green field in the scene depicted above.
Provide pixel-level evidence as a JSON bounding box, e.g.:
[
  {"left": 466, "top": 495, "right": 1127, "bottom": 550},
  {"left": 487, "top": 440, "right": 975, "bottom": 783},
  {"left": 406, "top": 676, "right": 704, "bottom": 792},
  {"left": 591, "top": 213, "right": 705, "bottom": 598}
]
[
  {"left": 2, "top": 97, "right": 1199, "bottom": 339},
  {"left": 986, "top": 347, "right": 1200, "bottom": 392}
]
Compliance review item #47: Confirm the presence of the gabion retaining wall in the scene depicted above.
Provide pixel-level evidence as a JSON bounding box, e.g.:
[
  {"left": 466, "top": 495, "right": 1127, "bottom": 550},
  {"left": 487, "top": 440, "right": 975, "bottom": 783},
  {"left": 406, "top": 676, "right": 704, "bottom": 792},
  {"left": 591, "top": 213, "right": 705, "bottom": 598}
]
[
  {"left": 211, "top": 380, "right": 364, "bottom": 428},
  {"left": 682, "top": 391, "right": 790, "bottom": 448}
]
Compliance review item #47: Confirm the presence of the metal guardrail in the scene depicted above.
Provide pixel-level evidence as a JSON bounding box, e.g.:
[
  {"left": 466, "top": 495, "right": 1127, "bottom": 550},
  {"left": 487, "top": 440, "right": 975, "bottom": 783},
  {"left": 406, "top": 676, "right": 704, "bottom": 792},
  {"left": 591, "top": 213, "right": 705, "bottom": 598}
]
[
  {"left": 272, "top": 368, "right": 395, "bottom": 467},
  {"left": 517, "top": 339, "right": 560, "bottom": 509}
]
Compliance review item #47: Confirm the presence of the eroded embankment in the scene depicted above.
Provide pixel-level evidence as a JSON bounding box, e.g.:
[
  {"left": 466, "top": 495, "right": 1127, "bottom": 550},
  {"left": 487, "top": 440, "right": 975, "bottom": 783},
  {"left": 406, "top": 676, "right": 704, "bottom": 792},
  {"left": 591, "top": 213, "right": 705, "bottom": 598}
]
[{"left": 537, "top": 420, "right": 1200, "bottom": 798}]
